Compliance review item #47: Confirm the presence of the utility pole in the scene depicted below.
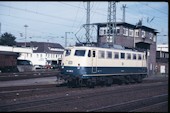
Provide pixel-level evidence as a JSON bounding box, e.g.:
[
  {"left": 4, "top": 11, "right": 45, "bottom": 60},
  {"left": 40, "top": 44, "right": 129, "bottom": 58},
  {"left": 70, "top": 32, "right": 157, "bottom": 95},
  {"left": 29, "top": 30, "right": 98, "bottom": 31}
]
[
  {"left": 65, "top": 32, "right": 73, "bottom": 48},
  {"left": 86, "top": 2, "right": 90, "bottom": 43},
  {"left": 107, "top": 1, "right": 116, "bottom": 46},
  {"left": 122, "top": 4, "right": 127, "bottom": 22},
  {"left": 0, "top": 22, "right": 1, "bottom": 36},
  {"left": 24, "top": 24, "right": 28, "bottom": 47}
]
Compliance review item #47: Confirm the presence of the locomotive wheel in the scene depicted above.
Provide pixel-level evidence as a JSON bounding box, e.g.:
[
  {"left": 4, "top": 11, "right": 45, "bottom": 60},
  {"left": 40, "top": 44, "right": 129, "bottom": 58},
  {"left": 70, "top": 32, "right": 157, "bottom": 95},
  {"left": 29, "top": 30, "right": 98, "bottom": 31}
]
[
  {"left": 105, "top": 78, "right": 112, "bottom": 86},
  {"left": 127, "top": 75, "right": 136, "bottom": 84},
  {"left": 136, "top": 75, "right": 142, "bottom": 83},
  {"left": 117, "top": 76, "right": 125, "bottom": 85},
  {"left": 67, "top": 80, "right": 73, "bottom": 88},
  {"left": 117, "top": 79, "right": 124, "bottom": 85},
  {"left": 87, "top": 81, "right": 95, "bottom": 88},
  {"left": 67, "top": 78, "right": 79, "bottom": 88},
  {"left": 124, "top": 76, "right": 130, "bottom": 84},
  {"left": 117, "top": 80, "right": 123, "bottom": 85}
]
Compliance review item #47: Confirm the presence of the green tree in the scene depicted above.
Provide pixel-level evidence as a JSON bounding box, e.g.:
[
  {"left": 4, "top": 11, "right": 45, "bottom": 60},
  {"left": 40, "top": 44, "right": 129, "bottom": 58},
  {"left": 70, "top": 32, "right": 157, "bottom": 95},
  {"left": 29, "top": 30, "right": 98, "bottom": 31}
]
[{"left": 0, "top": 32, "right": 16, "bottom": 46}]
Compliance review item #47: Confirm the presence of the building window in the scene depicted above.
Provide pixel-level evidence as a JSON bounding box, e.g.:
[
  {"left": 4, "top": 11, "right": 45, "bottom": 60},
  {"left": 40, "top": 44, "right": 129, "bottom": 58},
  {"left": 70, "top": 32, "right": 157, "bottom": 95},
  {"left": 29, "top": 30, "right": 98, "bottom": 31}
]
[
  {"left": 147, "top": 51, "right": 150, "bottom": 56},
  {"left": 150, "top": 63, "right": 152, "bottom": 70},
  {"left": 135, "top": 30, "right": 139, "bottom": 37},
  {"left": 126, "top": 28, "right": 128, "bottom": 36},
  {"left": 136, "top": 32, "right": 139, "bottom": 36},
  {"left": 99, "top": 29, "right": 103, "bottom": 35},
  {"left": 110, "top": 29, "right": 113, "bottom": 34},
  {"left": 117, "top": 29, "right": 120, "bottom": 34},
  {"left": 123, "top": 28, "right": 126, "bottom": 35},
  {"left": 141, "top": 30, "right": 145, "bottom": 38},
  {"left": 149, "top": 33, "right": 153, "bottom": 40},
  {"left": 153, "top": 36, "right": 156, "bottom": 42},
  {"left": 107, "top": 29, "right": 110, "bottom": 35},
  {"left": 129, "top": 29, "right": 133, "bottom": 37},
  {"left": 104, "top": 29, "right": 106, "bottom": 35}
]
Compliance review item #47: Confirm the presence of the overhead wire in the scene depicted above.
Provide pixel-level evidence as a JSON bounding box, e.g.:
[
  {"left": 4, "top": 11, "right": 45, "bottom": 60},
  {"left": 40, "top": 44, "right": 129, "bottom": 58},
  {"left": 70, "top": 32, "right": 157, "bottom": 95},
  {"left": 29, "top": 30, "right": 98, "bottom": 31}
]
[
  {"left": 140, "top": 2, "right": 168, "bottom": 15},
  {"left": 0, "top": 3, "right": 82, "bottom": 23}
]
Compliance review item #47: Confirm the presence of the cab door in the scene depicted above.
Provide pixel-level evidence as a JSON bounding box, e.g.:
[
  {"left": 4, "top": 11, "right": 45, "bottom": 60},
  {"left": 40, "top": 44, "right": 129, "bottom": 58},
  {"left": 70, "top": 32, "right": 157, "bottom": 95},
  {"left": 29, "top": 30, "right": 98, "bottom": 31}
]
[{"left": 92, "top": 49, "right": 97, "bottom": 73}]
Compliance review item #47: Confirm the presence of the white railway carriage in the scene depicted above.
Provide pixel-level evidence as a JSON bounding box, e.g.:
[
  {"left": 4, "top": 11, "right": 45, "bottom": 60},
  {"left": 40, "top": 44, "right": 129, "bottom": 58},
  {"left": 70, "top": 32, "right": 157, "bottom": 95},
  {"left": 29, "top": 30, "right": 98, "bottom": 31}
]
[{"left": 59, "top": 46, "right": 147, "bottom": 87}]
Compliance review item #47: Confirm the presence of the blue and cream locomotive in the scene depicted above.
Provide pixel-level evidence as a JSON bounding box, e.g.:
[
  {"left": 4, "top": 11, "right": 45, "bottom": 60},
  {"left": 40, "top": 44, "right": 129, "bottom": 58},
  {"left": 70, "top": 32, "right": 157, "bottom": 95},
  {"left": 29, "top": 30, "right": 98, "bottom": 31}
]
[{"left": 59, "top": 46, "right": 147, "bottom": 87}]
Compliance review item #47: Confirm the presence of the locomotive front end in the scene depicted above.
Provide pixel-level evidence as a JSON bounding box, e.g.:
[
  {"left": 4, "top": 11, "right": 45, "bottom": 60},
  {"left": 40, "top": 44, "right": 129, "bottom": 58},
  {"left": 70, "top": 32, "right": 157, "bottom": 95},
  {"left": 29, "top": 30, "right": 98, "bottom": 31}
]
[{"left": 60, "top": 47, "right": 88, "bottom": 80}]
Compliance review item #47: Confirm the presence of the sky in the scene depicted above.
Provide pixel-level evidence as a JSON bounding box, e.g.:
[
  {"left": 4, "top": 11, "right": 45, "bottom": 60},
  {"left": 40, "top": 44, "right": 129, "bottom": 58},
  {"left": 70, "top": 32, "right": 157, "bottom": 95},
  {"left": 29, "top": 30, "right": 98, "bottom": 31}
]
[{"left": 0, "top": 1, "right": 168, "bottom": 47}]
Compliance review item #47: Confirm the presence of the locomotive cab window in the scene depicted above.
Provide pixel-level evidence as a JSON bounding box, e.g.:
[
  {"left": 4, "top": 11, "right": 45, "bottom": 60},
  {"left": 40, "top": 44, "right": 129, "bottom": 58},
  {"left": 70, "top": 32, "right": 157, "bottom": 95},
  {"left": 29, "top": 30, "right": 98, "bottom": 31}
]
[
  {"left": 74, "top": 50, "right": 86, "bottom": 56},
  {"left": 65, "top": 49, "right": 71, "bottom": 56}
]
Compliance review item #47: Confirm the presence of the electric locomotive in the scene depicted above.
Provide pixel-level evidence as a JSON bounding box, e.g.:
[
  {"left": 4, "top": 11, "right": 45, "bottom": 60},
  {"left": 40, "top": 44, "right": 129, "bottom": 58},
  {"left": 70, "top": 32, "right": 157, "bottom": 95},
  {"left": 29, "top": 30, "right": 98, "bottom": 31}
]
[{"left": 59, "top": 46, "right": 147, "bottom": 87}]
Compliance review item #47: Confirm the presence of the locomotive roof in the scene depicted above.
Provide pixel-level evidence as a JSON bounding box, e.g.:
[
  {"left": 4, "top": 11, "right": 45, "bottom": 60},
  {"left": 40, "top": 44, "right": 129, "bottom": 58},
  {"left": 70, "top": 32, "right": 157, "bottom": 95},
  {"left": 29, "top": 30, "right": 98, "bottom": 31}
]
[{"left": 66, "top": 46, "right": 145, "bottom": 53}]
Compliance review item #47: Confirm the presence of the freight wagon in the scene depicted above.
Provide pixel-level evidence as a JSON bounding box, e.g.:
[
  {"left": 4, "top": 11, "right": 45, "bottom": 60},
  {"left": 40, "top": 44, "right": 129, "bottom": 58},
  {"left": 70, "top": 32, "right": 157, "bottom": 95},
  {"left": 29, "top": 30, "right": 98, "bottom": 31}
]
[{"left": 0, "top": 51, "right": 19, "bottom": 73}]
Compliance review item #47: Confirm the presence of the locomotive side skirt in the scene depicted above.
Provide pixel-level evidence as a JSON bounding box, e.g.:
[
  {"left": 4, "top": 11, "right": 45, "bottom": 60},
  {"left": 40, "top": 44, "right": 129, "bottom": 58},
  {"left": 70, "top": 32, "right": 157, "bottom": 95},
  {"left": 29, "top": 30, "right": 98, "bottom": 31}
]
[{"left": 61, "top": 66, "right": 147, "bottom": 77}]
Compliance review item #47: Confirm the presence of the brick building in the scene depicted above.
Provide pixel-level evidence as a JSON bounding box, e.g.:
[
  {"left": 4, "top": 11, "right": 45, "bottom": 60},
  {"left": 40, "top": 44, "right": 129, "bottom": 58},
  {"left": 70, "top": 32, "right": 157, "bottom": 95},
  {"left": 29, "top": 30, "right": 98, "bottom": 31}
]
[
  {"left": 92, "top": 22, "right": 158, "bottom": 76},
  {"left": 156, "top": 44, "right": 169, "bottom": 75}
]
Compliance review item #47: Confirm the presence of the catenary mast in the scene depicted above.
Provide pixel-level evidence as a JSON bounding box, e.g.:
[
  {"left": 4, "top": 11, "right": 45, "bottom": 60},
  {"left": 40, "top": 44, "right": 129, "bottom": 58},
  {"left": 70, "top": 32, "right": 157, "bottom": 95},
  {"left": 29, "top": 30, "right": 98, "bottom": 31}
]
[{"left": 107, "top": 1, "right": 116, "bottom": 47}]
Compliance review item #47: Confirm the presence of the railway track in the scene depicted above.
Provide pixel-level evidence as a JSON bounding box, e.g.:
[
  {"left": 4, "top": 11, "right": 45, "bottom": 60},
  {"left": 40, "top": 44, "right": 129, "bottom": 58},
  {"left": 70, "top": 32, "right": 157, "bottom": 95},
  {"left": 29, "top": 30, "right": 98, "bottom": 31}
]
[
  {"left": 0, "top": 80, "right": 168, "bottom": 112},
  {"left": 0, "top": 77, "right": 167, "bottom": 100},
  {"left": 87, "top": 94, "right": 168, "bottom": 112},
  {"left": 0, "top": 70, "right": 59, "bottom": 81}
]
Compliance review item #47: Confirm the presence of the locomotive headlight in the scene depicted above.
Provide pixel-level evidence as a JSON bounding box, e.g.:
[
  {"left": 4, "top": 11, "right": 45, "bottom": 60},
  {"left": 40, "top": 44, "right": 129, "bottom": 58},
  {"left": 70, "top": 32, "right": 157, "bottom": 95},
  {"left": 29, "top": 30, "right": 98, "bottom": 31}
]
[
  {"left": 77, "top": 64, "right": 80, "bottom": 69},
  {"left": 68, "top": 61, "right": 73, "bottom": 65}
]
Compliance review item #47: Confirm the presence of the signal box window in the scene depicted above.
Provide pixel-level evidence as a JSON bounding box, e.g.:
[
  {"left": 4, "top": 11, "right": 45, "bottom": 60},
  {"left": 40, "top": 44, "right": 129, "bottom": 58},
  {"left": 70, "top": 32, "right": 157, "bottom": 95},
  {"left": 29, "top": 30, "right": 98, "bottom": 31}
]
[{"left": 75, "top": 50, "right": 86, "bottom": 56}]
